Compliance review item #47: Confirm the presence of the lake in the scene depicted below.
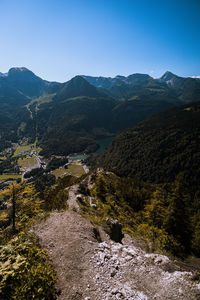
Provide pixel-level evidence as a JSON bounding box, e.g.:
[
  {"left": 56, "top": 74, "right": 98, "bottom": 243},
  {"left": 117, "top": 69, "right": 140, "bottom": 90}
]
[{"left": 69, "top": 136, "right": 114, "bottom": 161}]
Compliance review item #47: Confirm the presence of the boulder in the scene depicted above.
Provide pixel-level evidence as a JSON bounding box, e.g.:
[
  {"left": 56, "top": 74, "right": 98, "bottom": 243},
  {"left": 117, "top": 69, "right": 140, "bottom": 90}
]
[{"left": 106, "top": 219, "right": 124, "bottom": 243}]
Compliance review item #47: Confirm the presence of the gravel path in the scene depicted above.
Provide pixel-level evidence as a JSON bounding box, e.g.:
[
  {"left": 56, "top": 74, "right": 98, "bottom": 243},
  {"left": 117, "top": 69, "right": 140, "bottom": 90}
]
[
  {"left": 67, "top": 184, "right": 80, "bottom": 211},
  {"left": 34, "top": 211, "right": 98, "bottom": 300}
]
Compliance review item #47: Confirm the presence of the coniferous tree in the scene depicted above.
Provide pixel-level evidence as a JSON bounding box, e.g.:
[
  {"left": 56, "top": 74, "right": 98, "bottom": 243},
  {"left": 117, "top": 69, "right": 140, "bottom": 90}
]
[
  {"left": 164, "top": 174, "right": 191, "bottom": 252},
  {"left": 191, "top": 210, "right": 200, "bottom": 256},
  {"left": 0, "top": 181, "right": 43, "bottom": 233}
]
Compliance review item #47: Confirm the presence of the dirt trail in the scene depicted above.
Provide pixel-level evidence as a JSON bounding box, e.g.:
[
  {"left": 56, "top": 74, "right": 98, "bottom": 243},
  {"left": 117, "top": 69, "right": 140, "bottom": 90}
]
[
  {"left": 34, "top": 210, "right": 98, "bottom": 300},
  {"left": 67, "top": 184, "right": 80, "bottom": 211}
]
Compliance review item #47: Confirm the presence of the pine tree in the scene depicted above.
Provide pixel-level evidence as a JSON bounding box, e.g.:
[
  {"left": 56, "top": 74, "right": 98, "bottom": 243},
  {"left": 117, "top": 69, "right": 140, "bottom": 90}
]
[
  {"left": 191, "top": 210, "right": 200, "bottom": 255},
  {"left": 0, "top": 181, "right": 43, "bottom": 233},
  {"left": 164, "top": 174, "right": 191, "bottom": 252}
]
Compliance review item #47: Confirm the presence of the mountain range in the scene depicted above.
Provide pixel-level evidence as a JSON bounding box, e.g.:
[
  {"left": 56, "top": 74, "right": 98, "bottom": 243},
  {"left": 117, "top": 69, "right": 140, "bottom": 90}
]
[
  {"left": 0, "top": 67, "right": 200, "bottom": 155},
  {"left": 83, "top": 71, "right": 200, "bottom": 102}
]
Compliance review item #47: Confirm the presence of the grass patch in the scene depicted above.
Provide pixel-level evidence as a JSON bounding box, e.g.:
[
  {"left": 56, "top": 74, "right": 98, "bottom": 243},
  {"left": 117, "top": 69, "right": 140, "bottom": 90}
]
[
  {"left": 14, "top": 145, "right": 32, "bottom": 157},
  {"left": 18, "top": 156, "right": 37, "bottom": 169},
  {"left": 66, "top": 162, "right": 85, "bottom": 177},
  {"left": 33, "top": 141, "right": 42, "bottom": 154},
  {"left": 52, "top": 162, "right": 85, "bottom": 179},
  {"left": 52, "top": 167, "right": 67, "bottom": 179},
  {"left": 13, "top": 144, "right": 42, "bottom": 157},
  {"left": 0, "top": 174, "right": 21, "bottom": 181}
]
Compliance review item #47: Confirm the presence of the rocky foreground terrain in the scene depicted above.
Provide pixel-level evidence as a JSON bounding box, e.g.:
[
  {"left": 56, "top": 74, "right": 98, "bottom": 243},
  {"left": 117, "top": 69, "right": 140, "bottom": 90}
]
[{"left": 33, "top": 186, "right": 200, "bottom": 300}]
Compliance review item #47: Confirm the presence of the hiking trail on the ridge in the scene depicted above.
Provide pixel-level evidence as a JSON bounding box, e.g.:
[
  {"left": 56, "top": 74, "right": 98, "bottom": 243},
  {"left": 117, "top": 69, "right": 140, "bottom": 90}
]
[{"left": 33, "top": 185, "right": 200, "bottom": 300}]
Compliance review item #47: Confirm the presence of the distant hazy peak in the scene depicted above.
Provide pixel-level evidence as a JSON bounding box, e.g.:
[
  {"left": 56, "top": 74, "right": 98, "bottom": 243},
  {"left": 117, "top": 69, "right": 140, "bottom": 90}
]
[
  {"left": 81, "top": 75, "right": 112, "bottom": 80},
  {"left": 115, "top": 75, "right": 126, "bottom": 80},
  {"left": 70, "top": 75, "right": 89, "bottom": 83},
  {"left": 160, "top": 71, "right": 177, "bottom": 82},
  {"left": 9, "top": 67, "right": 29, "bottom": 72},
  {"left": 67, "top": 75, "right": 100, "bottom": 88},
  {"left": 8, "top": 67, "right": 35, "bottom": 76},
  {"left": 126, "top": 73, "right": 152, "bottom": 82},
  {"left": 83, "top": 73, "right": 152, "bottom": 81},
  {"left": 54, "top": 74, "right": 108, "bottom": 101},
  {"left": 82, "top": 73, "right": 153, "bottom": 91},
  {"left": 0, "top": 72, "right": 8, "bottom": 77},
  {"left": 127, "top": 73, "right": 151, "bottom": 78},
  {"left": 6, "top": 67, "right": 45, "bottom": 86}
]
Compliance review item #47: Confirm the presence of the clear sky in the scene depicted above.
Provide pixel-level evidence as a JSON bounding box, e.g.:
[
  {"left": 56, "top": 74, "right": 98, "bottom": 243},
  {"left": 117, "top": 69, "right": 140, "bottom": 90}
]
[{"left": 0, "top": 0, "right": 200, "bottom": 82}]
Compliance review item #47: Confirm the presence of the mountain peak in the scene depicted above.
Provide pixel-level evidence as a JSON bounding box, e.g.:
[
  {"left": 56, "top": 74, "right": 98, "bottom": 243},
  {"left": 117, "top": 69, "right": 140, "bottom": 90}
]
[
  {"left": 70, "top": 75, "right": 89, "bottom": 84},
  {"left": 160, "top": 71, "right": 177, "bottom": 82},
  {"left": 126, "top": 73, "right": 152, "bottom": 83},
  {"left": 9, "top": 67, "right": 29, "bottom": 72},
  {"left": 115, "top": 75, "right": 126, "bottom": 80},
  {"left": 55, "top": 75, "right": 107, "bottom": 101},
  {"left": 8, "top": 67, "right": 36, "bottom": 77},
  {"left": 3, "top": 67, "right": 49, "bottom": 98},
  {"left": 68, "top": 75, "right": 99, "bottom": 89}
]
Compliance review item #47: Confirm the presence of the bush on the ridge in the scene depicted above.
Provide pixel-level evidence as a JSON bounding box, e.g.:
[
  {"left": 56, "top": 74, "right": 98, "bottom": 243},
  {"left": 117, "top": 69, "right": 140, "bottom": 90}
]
[{"left": 0, "top": 235, "right": 56, "bottom": 299}]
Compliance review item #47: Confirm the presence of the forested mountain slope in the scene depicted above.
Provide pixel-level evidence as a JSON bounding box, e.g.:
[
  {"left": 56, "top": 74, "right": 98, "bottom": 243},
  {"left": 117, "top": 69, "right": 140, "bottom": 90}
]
[
  {"left": 0, "top": 67, "right": 61, "bottom": 150},
  {"left": 89, "top": 101, "right": 200, "bottom": 190}
]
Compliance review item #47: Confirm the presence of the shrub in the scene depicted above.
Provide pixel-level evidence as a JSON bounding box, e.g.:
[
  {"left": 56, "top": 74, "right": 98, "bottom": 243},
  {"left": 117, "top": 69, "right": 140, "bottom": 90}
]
[{"left": 0, "top": 235, "right": 56, "bottom": 299}]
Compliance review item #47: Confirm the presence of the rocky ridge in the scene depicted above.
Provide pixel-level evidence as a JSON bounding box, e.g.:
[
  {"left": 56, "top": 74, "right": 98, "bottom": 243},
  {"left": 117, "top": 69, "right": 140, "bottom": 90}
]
[
  {"left": 33, "top": 183, "right": 200, "bottom": 300},
  {"left": 88, "top": 238, "right": 200, "bottom": 299}
]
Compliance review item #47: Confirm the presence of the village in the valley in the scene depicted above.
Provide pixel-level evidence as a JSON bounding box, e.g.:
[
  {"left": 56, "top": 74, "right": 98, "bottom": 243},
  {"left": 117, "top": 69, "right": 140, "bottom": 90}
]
[{"left": 0, "top": 138, "right": 88, "bottom": 190}]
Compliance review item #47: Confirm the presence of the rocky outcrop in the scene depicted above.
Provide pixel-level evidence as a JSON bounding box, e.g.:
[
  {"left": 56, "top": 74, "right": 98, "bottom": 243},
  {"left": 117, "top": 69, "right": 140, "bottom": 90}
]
[
  {"left": 88, "top": 237, "right": 200, "bottom": 299},
  {"left": 106, "top": 219, "right": 124, "bottom": 243}
]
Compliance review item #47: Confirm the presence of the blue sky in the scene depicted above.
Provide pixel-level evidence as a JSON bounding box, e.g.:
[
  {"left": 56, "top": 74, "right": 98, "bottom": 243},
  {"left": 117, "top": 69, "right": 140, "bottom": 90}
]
[{"left": 0, "top": 0, "right": 199, "bottom": 82}]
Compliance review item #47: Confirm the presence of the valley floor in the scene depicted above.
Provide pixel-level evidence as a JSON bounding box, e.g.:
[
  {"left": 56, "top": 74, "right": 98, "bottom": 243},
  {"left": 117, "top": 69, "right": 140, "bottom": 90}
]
[{"left": 32, "top": 186, "right": 200, "bottom": 300}]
